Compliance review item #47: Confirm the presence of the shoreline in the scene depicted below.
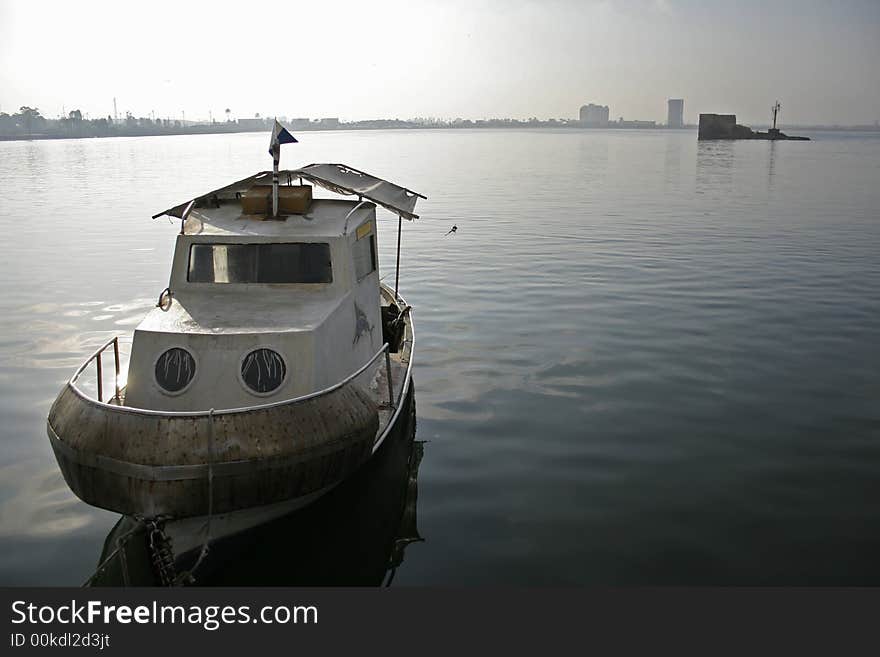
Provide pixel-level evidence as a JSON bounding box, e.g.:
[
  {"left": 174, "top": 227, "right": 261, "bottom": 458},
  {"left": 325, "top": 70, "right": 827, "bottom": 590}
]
[{"left": 1, "top": 124, "right": 877, "bottom": 143}]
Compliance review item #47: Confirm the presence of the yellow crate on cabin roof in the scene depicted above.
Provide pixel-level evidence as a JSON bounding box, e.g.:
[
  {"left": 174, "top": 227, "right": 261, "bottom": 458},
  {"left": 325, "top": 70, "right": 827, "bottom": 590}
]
[{"left": 240, "top": 184, "right": 312, "bottom": 215}]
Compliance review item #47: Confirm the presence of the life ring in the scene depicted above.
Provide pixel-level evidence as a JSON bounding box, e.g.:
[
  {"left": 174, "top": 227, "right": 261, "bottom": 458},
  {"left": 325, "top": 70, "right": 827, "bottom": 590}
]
[{"left": 157, "top": 287, "right": 173, "bottom": 311}]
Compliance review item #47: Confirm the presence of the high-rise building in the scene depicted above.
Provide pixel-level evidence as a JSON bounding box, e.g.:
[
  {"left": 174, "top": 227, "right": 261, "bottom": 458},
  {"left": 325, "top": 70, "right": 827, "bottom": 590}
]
[
  {"left": 667, "top": 99, "right": 684, "bottom": 128},
  {"left": 579, "top": 103, "right": 610, "bottom": 126}
]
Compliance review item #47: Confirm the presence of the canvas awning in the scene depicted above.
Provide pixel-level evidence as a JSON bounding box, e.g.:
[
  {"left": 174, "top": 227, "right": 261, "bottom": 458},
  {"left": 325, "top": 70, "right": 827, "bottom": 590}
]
[{"left": 152, "top": 163, "right": 425, "bottom": 221}]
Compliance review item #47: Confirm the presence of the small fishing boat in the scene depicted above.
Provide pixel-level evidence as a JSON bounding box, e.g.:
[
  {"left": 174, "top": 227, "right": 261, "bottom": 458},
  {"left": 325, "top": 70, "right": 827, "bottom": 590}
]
[{"left": 47, "top": 124, "right": 424, "bottom": 558}]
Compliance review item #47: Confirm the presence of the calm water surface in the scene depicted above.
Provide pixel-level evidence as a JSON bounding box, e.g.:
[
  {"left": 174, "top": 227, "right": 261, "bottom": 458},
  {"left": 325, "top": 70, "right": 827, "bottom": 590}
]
[{"left": 0, "top": 129, "right": 878, "bottom": 584}]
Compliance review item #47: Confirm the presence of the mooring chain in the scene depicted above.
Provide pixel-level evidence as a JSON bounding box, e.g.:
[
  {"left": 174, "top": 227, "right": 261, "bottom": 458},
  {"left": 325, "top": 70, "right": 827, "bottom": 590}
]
[
  {"left": 137, "top": 411, "right": 217, "bottom": 587},
  {"left": 146, "top": 519, "right": 178, "bottom": 587}
]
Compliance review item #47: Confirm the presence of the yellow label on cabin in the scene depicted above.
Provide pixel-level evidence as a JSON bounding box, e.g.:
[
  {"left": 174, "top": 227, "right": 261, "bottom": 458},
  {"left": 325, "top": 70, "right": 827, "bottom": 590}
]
[{"left": 356, "top": 221, "right": 373, "bottom": 240}]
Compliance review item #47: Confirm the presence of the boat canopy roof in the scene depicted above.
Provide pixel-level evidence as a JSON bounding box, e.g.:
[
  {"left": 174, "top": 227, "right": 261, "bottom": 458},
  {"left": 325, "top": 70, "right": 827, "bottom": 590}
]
[{"left": 153, "top": 163, "right": 426, "bottom": 221}]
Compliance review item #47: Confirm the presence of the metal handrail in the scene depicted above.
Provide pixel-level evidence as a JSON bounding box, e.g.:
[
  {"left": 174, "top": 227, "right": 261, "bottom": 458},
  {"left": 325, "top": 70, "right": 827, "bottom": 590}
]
[
  {"left": 77, "top": 336, "right": 122, "bottom": 404},
  {"left": 342, "top": 199, "right": 370, "bottom": 235},
  {"left": 68, "top": 339, "right": 392, "bottom": 418}
]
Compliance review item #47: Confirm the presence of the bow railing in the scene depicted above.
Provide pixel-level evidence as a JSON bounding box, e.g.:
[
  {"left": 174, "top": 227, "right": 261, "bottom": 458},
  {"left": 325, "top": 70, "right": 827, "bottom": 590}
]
[{"left": 69, "top": 339, "right": 397, "bottom": 417}]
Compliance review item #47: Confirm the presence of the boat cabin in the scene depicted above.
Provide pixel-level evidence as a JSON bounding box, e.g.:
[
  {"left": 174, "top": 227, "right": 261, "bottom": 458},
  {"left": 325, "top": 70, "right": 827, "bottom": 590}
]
[{"left": 124, "top": 164, "right": 421, "bottom": 412}]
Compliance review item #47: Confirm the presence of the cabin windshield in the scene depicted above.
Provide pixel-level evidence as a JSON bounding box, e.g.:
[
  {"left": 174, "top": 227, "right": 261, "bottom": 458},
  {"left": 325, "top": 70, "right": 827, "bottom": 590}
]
[{"left": 187, "top": 243, "right": 333, "bottom": 284}]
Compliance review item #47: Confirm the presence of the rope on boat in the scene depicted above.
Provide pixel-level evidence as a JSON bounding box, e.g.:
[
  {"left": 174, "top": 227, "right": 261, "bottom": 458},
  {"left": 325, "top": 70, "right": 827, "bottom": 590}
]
[
  {"left": 81, "top": 521, "right": 145, "bottom": 587},
  {"left": 81, "top": 516, "right": 177, "bottom": 587},
  {"left": 178, "top": 407, "right": 216, "bottom": 584}
]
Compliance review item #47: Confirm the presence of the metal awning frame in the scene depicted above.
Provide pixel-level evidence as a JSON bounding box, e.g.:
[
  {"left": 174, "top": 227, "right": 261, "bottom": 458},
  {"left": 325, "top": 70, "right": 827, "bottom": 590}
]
[{"left": 152, "top": 163, "right": 426, "bottom": 221}]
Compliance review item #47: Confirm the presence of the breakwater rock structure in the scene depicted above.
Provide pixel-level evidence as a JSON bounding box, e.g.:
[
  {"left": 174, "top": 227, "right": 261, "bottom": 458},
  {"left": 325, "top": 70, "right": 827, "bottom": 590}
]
[{"left": 698, "top": 114, "right": 809, "bottom": 141}]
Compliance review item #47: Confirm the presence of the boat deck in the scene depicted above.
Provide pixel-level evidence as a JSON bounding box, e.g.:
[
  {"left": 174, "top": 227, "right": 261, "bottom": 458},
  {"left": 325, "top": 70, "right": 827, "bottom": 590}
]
[
  {"left": 372, "top": 348, "right": 411, "bottom": 448},
  {"left": 371, "top": 286, "right": 414, "bottom": 451}
]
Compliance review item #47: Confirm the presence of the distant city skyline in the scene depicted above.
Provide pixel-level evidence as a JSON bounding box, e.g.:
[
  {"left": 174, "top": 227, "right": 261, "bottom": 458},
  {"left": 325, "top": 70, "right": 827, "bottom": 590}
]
[
  {"left": 2, "top": 0, "right": 879, "bottom": 126},
  {"left": 5, "top": 103, "right": 878, "bottom": 130}
]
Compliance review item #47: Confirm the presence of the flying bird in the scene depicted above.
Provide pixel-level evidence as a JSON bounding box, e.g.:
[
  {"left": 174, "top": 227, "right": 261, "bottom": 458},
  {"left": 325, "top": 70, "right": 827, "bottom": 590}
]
[{"left": 444, "top": 225, "right": 458, "bottom": 237}]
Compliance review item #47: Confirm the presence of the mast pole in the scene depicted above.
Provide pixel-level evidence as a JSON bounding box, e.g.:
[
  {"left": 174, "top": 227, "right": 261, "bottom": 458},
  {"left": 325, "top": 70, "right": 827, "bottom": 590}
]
[
  {"left": 394, "top": 214, "right": 402, "bottom": 300},
  {"left": 272, "top": 147, "right": 279, "bottom": 217}
]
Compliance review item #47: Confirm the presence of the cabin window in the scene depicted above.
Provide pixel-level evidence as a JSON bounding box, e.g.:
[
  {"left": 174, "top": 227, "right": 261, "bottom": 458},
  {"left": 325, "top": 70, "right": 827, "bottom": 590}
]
[
  {"left": 187, "top": 243, "right": 332, "bottom": 284},
  {"left": 155, "top": 348, "right": 196, "bottom": 393},
  {"left": 353, "top": 226, "right": 377, "bottom": 281},
  {"left": 241, "top": 348, "right": 287, "bottom": 394}
]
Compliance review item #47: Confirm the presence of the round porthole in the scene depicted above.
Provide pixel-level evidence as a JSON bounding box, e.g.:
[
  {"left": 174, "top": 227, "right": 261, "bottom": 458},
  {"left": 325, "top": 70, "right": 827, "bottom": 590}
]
[
  {"left": 241, "top": 348, "right": 287, "bottom": 394},
  {"left": 155, "top": 347, "right": 196, "bottom": 394}
]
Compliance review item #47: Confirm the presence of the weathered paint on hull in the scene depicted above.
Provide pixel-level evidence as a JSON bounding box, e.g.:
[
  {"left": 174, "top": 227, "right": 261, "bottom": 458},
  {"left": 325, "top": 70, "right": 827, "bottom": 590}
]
[
  {"left": 164, "top": 383, "right": 415, "bottom": 554},
  {"left": 46, "top": 382, "right": 379, "bottom": 518}
]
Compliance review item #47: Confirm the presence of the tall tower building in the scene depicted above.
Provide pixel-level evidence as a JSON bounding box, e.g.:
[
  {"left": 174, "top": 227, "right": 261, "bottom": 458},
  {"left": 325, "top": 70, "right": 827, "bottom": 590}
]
[{"left": 667, "top": 99, "right": 684, "bottom": 128}]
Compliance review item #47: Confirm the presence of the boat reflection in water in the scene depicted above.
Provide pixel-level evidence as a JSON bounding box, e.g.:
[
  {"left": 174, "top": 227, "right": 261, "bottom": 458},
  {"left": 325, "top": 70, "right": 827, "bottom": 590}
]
[{"left": 89, "top": 389, "right": 423, "bottom": 586}]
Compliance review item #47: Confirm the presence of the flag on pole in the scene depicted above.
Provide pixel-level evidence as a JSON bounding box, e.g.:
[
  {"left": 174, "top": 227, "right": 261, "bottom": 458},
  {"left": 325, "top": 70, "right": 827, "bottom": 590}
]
[
  {"left": 269, "top": 119, "right": 297, "bottom": 217},
  {"left": 269, "top": 119, "right": 298, "bottom": 157}
]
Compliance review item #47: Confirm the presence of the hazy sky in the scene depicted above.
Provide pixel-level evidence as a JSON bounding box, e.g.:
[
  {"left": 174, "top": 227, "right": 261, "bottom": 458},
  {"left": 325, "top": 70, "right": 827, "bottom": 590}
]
[{"left": 1, "top": 0, "right": 878, "bottom": 125}]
